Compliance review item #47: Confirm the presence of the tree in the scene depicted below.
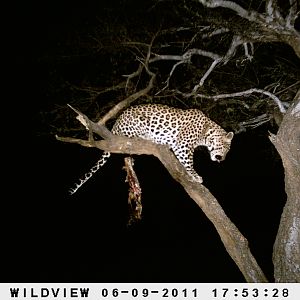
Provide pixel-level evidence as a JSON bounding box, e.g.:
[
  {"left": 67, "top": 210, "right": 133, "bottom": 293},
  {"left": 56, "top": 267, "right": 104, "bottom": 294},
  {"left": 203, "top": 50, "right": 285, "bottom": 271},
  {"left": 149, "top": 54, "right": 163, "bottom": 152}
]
[
  {"left": 53, "top": 0, "right": 300, "bottom": 282},
  {"left": 269, "top": 91, "right": 300, "bottom": 282}
]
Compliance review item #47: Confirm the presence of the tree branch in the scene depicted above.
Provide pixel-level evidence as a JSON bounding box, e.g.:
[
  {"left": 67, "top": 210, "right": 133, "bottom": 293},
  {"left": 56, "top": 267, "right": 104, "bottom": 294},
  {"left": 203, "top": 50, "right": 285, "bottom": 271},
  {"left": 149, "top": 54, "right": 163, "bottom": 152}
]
[
  {"left": 193, "top": 59, "right": 220, "bottom": 91},
  {"left": 178, "top": 87, "right": 287, "bottom": 113},
  {"left": 265, "top": 0, "right": 284, "bottom": 24},
  {"left": 97, "top": 72, "right": 156, "bottom": 125},
  {"left": 239, "top": 114, "right": 271, "bottom": 130},
  {"left": 199, "top": 0, "right": 257, "bottom": 21},
  {"left": 286, "top": 0, "right": 298, "bottom": 28}
]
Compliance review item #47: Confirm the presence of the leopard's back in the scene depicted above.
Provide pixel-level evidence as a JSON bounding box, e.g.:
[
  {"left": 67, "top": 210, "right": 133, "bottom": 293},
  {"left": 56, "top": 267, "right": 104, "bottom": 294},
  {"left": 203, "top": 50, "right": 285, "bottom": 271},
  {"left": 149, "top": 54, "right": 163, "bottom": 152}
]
[{"left": 69, "top": 104, "right": 234, "bottom": 194}]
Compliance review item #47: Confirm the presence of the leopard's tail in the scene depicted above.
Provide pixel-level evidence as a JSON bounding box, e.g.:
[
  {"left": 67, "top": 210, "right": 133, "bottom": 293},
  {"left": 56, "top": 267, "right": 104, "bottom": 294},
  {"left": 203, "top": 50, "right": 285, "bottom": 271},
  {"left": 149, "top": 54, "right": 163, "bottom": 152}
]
[{"left": 69, "top": 151, "right": 111, "bottom": 195}]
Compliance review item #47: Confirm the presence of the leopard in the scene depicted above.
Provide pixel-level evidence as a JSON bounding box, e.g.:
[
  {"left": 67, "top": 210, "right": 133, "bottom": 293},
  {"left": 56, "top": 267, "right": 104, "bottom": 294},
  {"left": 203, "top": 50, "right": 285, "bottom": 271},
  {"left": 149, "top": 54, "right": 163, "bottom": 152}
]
[{"left": 69, "top": 104, "right": 234, "bottom": 194}]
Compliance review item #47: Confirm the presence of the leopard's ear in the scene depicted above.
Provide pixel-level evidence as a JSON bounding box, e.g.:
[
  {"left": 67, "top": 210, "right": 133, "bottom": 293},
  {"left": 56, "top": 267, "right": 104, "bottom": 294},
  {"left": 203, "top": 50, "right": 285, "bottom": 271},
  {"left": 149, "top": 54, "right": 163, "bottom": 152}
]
[{"left": 226, "top": 132, "right": 234, "bottom": 141}]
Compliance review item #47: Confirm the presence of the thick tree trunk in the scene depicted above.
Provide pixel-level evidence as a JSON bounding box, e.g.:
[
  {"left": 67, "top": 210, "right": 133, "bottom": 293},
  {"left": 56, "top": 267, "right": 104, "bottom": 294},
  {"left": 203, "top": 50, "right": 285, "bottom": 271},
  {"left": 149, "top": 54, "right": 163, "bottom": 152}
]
[{"left": 270, "top": 90, "right": 300, "bottom": 282}]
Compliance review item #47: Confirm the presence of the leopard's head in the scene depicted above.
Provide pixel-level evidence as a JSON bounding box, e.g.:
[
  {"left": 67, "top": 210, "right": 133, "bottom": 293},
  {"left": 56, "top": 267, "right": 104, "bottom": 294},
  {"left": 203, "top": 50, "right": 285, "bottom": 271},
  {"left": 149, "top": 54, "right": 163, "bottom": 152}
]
[{"left": 207, "top": 131, "right": 234, "bottom": 163}]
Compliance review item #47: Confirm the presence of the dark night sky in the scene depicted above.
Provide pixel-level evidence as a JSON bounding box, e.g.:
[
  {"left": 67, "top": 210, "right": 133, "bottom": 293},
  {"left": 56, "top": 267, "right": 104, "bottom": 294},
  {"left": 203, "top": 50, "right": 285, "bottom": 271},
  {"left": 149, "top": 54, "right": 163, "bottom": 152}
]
[{"left": 6, "top": 1, "right": 289, "bottom": 283}]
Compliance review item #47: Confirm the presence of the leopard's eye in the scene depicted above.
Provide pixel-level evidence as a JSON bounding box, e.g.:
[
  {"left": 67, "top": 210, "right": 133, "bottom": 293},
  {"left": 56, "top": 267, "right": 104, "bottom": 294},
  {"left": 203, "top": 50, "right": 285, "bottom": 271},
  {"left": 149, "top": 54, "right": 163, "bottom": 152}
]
[{"left": 215, "top": 155, "right": 222, "bottom": 161}]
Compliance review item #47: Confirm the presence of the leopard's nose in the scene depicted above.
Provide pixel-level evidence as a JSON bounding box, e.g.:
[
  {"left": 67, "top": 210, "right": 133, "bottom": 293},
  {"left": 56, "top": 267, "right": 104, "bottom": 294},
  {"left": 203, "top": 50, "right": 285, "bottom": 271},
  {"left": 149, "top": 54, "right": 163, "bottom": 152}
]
[{"left": 215, "top": 155, "right": 222, "bottom": 161}]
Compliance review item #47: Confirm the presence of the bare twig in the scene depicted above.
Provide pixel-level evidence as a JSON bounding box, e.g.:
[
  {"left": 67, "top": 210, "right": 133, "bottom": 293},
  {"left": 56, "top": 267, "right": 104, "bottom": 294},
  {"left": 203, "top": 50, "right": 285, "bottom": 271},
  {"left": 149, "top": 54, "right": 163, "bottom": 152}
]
[
  {"left": 193, "top": 59, "right": 221, "bottom": 91},
  {"left": 159, "top": 60, "right": 186, "bottom": 92},
  {"left": 239, "top": 114, "right": 271, "bottom": 129},
  {"left": 178, "top": 88, "right": 286, "bottom": 113},
  {"left": 201, "top": 27, "right": 230, "bottom": 39},
  {"left": 223, "top": 35, "right": 244, "bottom": 63},
  {"left": 199, "top": 0, "right": 255, "bottom": 20},
  {"left": 243, "top": 42, "right": 254, "bottom": 61},
  {"left": 286, "top": 0, "right": 298, "bottom": 28},
  {"left": 98, "top": 73, "right": 156, "bottom": 125},
  {"left": 69, "top": 81, "right": 127, "bottom": 97},
  {"left": 123, "top": 63, "right": 144, "bottom": 91},
  {"left": 265, "top": 0, "right": 284, "bottom": 23}
]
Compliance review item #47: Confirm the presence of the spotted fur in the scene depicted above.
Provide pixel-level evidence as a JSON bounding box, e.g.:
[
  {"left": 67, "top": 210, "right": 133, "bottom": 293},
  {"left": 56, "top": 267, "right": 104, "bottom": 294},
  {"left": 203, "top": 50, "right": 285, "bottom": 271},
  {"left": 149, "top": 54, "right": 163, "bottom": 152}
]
[{"left": 69, "top": 104, "right": 233, "bottom": 194}]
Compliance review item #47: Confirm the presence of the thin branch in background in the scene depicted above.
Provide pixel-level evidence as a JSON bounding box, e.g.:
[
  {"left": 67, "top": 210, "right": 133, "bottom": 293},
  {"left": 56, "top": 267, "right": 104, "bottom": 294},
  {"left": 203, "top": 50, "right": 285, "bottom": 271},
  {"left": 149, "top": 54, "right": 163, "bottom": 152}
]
[
  {"left": 286, "top": 0, "right": 298, "bottom": 28},
  {"left": 243, "top": 42, "right": 254, "bottom": 61},
  {"left": 192, "top": 34, "right": 250, "bottom": 90},
  {"left": 98, "top": 73, "right": 156, "bottom": 125},
  {"left": 184, "top": 27, "right": 208, "bottom": 50},
  {"left": 186, "top": 48, "right": 222, "bottom": 61},
  {"left": 159, "top": 60, "right": 186, "bottom": 92},
  {"left": 149, "top": 54, "right": 186, "bottom": 64},
  {"left": 265, "top": 0, "right": 275, "bottom": 18},
  {"left": 177, "top": 88, "right": 287, "bottom": 113},
  {"left": 122, "top": 34, "right": 158, "bottom": 92},
  {"left": 68, "top": 81, "right": 127, "bottom": 100},
  {"left": 152, "top": 48, "right": 223, "bottom": 93},
  {"left": 265, "top": 0, "right": 284, "bottom": 23},
  {"left": 273, "top": 81, "right": 300, "bottom": 97},
  {"left": 198, "top": 0, "right": 253, "bottom": 20},
  {"left": 184, "top": 26, "right": 230, "bottom": 51},
  {"left": 201, "top": 27, "right": 230, "bottom": 39},
  {"left": 136, "top": 57, "right": 156, "bottom": 77},
  {"left": 239, "top": 113, "right": 271, "bottom": 129},
  {"left": 146, "top": 31, "right": 159, "bottom": 66},
  {"left": 193, "top": 59, "right": 221, "bottom": 91},
  {"left": 122, "top": 63, "right": 144, "bottom": 92},
  {"left": 150, "top": 49, "right": 221, "bottom": 65},
  {"left": 252, "top": 88, "right": 287, "bottom": 113},
  {"left": 223, "top": 35, "right": 244, "bottom": 63}
]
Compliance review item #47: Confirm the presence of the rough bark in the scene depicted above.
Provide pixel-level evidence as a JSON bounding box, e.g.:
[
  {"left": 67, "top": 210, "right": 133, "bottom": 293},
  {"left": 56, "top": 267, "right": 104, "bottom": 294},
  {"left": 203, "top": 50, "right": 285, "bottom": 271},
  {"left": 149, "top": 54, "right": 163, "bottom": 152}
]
[
  {"left": 270, "top": 90, "right": 300, "bottom": 282},
  {"left": 56, "top": 109, "right": 268, "bottom": 282}
]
